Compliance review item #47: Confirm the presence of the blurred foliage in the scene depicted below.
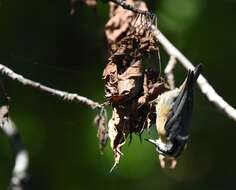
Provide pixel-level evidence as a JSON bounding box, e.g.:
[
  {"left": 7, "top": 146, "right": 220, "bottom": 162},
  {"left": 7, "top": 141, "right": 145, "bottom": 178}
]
[{"left": 0, "top": 0, "right": 236, "bottom": 190}]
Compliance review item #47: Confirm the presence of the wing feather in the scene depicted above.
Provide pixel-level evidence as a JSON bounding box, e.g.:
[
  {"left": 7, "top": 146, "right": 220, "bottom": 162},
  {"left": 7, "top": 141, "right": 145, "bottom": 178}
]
[{"left": 165, "top": 65, "right": 202, "bottom": 140}]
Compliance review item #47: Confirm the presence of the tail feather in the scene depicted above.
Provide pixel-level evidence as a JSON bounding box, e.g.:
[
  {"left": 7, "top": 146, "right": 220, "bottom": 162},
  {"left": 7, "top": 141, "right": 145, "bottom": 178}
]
[{"left": 193, "top": 64, "right": 202, "bottom": 83}]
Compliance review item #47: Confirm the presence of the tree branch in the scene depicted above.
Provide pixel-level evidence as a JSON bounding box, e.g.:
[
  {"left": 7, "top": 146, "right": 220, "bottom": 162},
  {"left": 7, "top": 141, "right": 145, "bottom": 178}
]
[
  {"left": 1, "top": 118, "right": 29, "bottom": 190},
  {"left": 152, "top": 27, "right": 236, "bottom": 122},
  {"left": 0, "top": 64, "right": 103, "bottom": 110},
  {"left": 164, "top": 55, "right": 177, "bottom": 90},
  {"left": 110, "top": 0, "right": 154, "bottom": 17},
  {"left": 0, "top": 103, "right": 29, "bottom": 190}
]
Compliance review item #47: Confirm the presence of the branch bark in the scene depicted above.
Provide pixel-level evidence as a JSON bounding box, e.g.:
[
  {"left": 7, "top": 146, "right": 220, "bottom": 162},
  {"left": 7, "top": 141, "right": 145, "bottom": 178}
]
[
  {"left": 110, "top": 0, "right": 153, "bottom": 16},
  {"left": 164, "top": 55, "right": 177, "bottom": 90},
  {"left": 1, "top": 118, "right": 29, "bottom": 190},
  {"left": 0, "top": 64, "right": 103, "bottom": 110},
  {"left": 0, "top": 102, "right": 29, "bottom": 190}
]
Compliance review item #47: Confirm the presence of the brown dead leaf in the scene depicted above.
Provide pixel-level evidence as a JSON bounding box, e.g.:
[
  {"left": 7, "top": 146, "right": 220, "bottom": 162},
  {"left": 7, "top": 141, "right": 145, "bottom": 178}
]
[
  {"left": 94, "top": 111, "right": 108, "bottom": 152},
  {"left": 116, "top": 60, "right": 142, "bottom": 104},
  {"left": 108, "top": 107, "right": 127, "bottom": 171},
  {"left": 105, "top": 0, "right": 148, "bottom": 44},
  {"left": 104, "top": 29, "right": 160, "bottom": 104},
  {"left": 145, "top": 69, "right": 170, "bottom": 101}
]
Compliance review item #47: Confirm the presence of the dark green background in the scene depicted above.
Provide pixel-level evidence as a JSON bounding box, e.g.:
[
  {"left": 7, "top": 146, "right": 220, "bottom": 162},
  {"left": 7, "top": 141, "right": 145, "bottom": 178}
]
[{"left": 0, "top": 0, "right": 236, "bottom": 189}]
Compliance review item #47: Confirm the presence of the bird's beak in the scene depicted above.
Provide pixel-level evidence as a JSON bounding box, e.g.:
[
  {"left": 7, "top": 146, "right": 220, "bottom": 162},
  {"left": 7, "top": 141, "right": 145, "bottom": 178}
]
[{"left": 145, "top": 139, "right": 158, "bottom": 146}]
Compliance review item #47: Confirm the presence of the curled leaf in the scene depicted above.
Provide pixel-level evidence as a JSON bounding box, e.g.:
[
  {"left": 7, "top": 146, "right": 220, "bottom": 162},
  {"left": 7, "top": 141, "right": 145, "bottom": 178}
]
[
  {"left": 94, "top": 108, "right": 109, "bottom": 152},
  {"left": 108, "top": 107, "right": 126, "bottom": 171},
  {"left": 105, "top": 0, "right": 148, "bottom": 44}
]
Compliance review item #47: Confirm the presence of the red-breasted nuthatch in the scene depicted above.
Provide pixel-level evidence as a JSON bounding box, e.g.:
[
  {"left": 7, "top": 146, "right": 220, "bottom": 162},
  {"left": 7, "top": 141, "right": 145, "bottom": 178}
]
[{"left": 147, "top": 65, "right": 202, "bottom": 168}]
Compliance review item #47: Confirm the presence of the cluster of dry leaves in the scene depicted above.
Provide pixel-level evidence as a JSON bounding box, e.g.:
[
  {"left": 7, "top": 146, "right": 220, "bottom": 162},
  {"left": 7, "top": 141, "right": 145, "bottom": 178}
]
[{"left": 94, "top": 0, "right": 169, "bottom": 170}]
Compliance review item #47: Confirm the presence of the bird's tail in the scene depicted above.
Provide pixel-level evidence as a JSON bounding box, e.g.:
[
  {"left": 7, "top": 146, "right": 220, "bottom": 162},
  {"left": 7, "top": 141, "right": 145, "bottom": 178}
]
[
  {"left": 192, "top": 64, "right": 202, "bottom": 83},
  {"left": 185, "top": 64, "right": 202, "bottom": 89}
]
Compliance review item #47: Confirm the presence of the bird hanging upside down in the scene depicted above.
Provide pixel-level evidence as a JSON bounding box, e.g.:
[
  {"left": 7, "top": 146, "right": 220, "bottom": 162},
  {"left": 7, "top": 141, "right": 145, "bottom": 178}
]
[{"left": 147, "top": 65, "right": 202, "bottom": 169}]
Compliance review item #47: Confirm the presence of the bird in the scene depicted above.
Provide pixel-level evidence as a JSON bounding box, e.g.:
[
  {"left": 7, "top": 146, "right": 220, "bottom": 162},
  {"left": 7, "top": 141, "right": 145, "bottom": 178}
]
[{"left": 146, "top": 65, "right": 202, "bottom": 168}]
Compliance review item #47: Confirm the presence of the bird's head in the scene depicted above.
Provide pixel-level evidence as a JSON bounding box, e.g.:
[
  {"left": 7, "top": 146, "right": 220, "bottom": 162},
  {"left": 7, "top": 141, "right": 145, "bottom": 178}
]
[{"left": 145, "top": 138, "right": 161, "bottom": 153}]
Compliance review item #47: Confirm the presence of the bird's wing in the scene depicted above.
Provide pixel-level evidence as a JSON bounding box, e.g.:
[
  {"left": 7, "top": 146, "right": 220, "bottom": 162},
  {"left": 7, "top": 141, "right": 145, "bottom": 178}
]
[{"left": 165, "top": 65, "right": 202, "bottom": 140}]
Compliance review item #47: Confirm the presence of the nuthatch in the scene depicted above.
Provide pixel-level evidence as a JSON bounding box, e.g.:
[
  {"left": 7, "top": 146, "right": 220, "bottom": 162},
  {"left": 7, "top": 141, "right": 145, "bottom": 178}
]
[{"left": 147, "top": 65, "right": 202, "bottom": 168}]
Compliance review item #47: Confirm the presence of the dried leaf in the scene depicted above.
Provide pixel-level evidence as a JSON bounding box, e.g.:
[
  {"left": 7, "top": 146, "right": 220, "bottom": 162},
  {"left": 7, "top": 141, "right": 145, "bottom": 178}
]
[
  {"left": 94, "top": 111, "right": 109, "bottom": 152},
  {"left": 108, "top": 107, "right": 126, "bottom": 171},
  {"left": 105, "top": 0, "right": 148, "bottom": 44},
  {"left": 116, "top": 60, "right": 142, "bottom": 103},
  {"left": 145, "top": 69, "right": 170, "bottom": 101}
]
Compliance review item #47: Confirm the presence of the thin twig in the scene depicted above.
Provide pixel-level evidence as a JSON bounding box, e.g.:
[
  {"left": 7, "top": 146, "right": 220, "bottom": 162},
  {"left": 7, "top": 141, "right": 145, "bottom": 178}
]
[
  {"left": 110, "top": 0, "right": 154, "bottom": 17},
  {"left": 152, "top": 27, "right": 236, "bottom": 122},
  {"left": 164, "top": 56, "right": 177, "bottom": 89},
  {"left": 0, "top": 64, "right": 103, "bottom": 110},
  {"left": 0, "top": 104, "right": 29, "bottom": 190},
  {"left": 2, "top": 118, "right": 29, "bottom": 190}
]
